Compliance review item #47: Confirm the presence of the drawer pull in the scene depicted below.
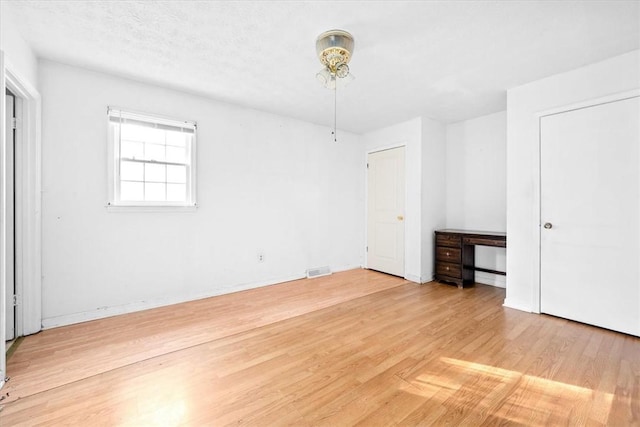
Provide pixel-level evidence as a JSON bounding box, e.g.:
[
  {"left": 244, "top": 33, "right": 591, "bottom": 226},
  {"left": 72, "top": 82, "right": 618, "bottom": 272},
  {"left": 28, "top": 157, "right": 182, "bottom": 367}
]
[
  {"left": 446, "top": 252, "right": 450, "bottom": 256},
  {"left": 446, "top": 267, "right": 450, "bottom": 271}
]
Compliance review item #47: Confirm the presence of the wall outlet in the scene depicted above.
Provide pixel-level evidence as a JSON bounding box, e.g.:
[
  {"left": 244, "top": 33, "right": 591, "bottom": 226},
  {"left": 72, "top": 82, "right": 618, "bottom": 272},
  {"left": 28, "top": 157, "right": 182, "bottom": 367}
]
[{"left": 257, "top": 251, "right": 265, "bottom": 263}]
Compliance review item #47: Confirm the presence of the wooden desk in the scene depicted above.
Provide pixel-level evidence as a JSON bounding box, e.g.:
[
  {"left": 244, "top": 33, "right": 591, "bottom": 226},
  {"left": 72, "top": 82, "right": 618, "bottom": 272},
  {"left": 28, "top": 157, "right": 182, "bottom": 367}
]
[{"left": 434, "top": 229, "right": 507, "bottom": 288}]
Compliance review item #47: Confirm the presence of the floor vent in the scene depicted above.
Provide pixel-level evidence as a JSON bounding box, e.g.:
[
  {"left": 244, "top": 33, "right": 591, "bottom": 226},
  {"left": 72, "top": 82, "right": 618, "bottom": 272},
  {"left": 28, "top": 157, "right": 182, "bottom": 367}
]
[{"left": 306, "top": 266, "right": 331, "bottom": 279}]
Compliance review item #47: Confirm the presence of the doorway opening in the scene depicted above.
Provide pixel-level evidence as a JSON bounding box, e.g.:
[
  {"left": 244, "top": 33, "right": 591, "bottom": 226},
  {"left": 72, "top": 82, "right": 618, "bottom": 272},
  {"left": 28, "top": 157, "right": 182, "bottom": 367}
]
[
  {"left": 539, "top": 93, "right": 640, "bottom": 337},
  {"left": 366, "top": 146, "right": 406, "bottom": 277},
  {"left": 1, "top": 61, "right": 43, "bottom": 387},
  {"left": 5, "top": 88, "right": 16, "bottom": 346}
]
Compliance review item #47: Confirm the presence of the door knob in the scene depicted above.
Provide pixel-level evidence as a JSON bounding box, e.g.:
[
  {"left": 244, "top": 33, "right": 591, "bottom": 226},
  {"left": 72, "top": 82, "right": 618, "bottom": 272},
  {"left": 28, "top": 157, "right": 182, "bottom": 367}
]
[
  {"left": 544, "top": 222, "right": 553, "bottom": 229},
  {"left": 397, "top": 215, "right": 404, "bottom": 221}
]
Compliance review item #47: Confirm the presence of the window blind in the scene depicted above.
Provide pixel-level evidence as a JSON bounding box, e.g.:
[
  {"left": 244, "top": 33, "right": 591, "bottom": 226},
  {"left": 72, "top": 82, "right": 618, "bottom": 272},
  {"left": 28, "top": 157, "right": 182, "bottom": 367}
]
[{"left": 108, "top": 108, "right": 196, "bottom": 134}]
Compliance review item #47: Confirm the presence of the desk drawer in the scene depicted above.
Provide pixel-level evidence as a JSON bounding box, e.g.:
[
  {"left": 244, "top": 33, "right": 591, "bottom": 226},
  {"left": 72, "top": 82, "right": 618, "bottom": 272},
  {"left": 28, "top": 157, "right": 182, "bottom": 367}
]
[
  {"left": 436, "top": 262, "right": 461, "bottom": 278},
  {"left": 436, "top": 246, "right": 461, "bottom": 263},
  {"left": 463, "top": 236, "right": 506, "bottom": 248},
  {"left": 436, "top": 233, "right": 461, "bottom": 248}
]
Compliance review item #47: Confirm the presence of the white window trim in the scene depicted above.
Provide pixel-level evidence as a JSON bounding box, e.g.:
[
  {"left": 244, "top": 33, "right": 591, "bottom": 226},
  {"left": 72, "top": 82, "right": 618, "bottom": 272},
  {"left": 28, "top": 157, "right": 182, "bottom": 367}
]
[{"left": 106, "top": 107, "right": 197, "bottom": 212}]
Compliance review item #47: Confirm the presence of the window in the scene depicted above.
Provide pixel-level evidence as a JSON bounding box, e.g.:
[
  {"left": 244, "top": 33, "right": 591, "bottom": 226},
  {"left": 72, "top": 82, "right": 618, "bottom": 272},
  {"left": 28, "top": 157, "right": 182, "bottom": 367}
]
[{"left": 108, "top": 108, "right": 196, "bottom": 209}]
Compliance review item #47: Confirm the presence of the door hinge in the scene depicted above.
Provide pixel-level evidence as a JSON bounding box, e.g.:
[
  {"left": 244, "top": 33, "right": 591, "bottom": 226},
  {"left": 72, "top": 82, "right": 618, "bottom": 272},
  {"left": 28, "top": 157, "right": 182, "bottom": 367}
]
[
  {"left": 12, "top": 295, "right": 17, "bottom": 306},
  {"left": 11, "top": 118, "right": 17, "bottom": 129},
  {"left": 366, "top": 163, "right": 369, "bottom": 169},
  {"left": 366, "top": 246, "right": 368, "bottom": 252}
]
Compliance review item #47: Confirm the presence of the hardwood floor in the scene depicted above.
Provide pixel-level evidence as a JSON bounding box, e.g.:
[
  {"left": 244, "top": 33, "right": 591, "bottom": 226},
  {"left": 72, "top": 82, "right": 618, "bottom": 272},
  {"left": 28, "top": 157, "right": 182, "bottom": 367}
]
[{"left": 1, "top": 269, "right": 639, "bottom": 425}]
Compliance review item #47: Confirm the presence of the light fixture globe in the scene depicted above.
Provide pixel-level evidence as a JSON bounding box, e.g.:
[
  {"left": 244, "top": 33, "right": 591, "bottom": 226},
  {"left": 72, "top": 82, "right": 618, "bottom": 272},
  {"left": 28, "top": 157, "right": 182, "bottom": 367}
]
[
  {"left": 335, "top": 63, "right": 350, "bottom": 78},
  {"left": 315, "top": 29, "right": 355, "bottom": 142},
  {"left": 316, "top": 29, "right": 354, "bottom": 75}
]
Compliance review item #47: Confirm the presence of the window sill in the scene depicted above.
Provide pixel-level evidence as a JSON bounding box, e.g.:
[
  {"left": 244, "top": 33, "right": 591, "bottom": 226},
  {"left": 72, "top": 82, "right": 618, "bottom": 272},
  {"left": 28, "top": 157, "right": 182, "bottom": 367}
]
[{"left": 106, "top": 204, "right": 198, "bottom": 213}]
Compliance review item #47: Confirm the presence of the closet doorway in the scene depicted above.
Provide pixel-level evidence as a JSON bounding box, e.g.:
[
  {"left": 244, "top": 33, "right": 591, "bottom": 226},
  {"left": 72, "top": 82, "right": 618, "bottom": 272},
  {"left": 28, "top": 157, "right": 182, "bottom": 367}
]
[
  {"left": 366, "top": 146, "right": 405, "bottom": 277},
  {"left": 540, "top": 94, "right": 640, "bottom": 336},
  {"left": 5, "top": 89, "right": 16, "bottom": 341}
]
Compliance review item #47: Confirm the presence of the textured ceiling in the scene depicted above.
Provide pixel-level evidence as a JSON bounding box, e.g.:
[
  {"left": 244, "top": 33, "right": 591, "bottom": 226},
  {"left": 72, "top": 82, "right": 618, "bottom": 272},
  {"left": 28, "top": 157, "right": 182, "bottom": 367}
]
[{"left": 2, "top": 1, "right": 639, "bottom": 133}]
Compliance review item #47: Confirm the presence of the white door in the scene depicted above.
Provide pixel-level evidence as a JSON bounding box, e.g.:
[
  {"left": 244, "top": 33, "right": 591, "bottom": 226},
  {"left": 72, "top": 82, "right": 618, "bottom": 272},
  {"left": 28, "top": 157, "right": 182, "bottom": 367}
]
[
  {"left": 5, "top": 90, "right": 15, "bottom": 341},
  {"left": 540, "top": 96, "right": 640, "bottom": 336},
  {"left": 367, "top": 146, "right": 405, "bottom": 277}
]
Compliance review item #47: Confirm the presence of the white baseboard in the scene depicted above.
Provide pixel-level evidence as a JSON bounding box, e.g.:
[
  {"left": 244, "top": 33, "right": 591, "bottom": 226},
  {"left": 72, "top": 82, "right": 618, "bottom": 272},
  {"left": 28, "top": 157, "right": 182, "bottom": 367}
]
[
  {"left": 332, "top": 264, "right": 363, "bottom": 273},
  {"left": 41, "top": 273, "right": 307, "bottom": 330},
  {"left": 413, "top": 272, "right": 504, "bottom": 287},
  {"left": 41, "top": 265, "right": 367, "bottom": 330},
  {"left": 405, "top": 269, "right": 435, "bottom": 283},
  {"left": 503, "top": 298, "right": 533, "bottom": 313},
  {"left": 404, "top": 273, "right": 422, "bottom": 284},
  {"left": 475, "top": 272, "right": 506, "bottom": 288}
]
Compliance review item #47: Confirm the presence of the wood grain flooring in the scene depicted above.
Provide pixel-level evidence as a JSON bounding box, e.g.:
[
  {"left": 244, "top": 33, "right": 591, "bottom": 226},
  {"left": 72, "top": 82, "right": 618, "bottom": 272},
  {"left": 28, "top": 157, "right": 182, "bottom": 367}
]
[{"left": 1, "top": 269, "right": 639, "bottom": 426}]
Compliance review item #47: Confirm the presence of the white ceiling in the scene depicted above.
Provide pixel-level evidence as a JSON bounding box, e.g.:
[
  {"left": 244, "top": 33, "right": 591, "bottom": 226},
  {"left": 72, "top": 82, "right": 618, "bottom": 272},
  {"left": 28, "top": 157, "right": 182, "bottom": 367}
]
[{"left": 3, "top": 1, "right": 639, "bottom": 133}]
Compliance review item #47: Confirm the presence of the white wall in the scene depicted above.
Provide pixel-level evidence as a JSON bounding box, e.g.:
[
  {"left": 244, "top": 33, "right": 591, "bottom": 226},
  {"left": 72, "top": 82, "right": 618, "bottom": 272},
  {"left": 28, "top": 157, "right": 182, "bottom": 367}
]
[
  {"left": 421, "top": 116, "right": 447, "bottom": 282},
  {"left": 39, "top": 60, "right": 364, "bottom": 328},
  {"left": 446, "top": 111, "right": 506, "bottom": 287},
  {"left": 506, "top": 49, "right": 640, "bottom": 312},
  {"left": 363, "top": 117, "right": 423, "bottom": 283},
  {"left": 1, "top": 10, "right": 38, "bottom": 87}
]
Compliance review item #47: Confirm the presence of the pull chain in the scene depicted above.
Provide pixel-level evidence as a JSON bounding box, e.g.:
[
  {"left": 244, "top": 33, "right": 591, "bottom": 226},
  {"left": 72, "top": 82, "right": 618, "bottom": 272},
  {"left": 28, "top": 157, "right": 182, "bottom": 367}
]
[{"left": 333, "top": 80, "right": 338, "bottom": 142}]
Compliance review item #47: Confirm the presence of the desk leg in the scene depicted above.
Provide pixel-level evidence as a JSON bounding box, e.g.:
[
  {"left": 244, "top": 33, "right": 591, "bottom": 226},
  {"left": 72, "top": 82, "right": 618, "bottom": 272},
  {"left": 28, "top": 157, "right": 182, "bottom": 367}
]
[{"left": 462, "top": 244, "right": 475, "bottom": 286}]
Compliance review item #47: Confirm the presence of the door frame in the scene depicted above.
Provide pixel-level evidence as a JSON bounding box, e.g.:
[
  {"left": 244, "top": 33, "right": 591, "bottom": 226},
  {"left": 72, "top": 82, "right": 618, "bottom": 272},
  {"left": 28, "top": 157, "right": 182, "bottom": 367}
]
[
  {"left": 364, "top": 143, "right": 407, "bottom": 276},
  {"left": 1, "top": 54, "right": 42, "bottom": 346},
  {"left": 534, "top": 89, "right": 640, "bottom": 314},
  {"left": 5, "top": 87, "right": 15, "bottom": 341}
]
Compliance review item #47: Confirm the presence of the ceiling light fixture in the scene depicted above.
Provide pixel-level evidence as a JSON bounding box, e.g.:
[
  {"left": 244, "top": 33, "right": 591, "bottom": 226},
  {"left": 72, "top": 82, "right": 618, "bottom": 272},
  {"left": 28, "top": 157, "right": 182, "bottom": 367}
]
[{"left": 316, "top": 29, "right": 355, "bottom": 142}]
